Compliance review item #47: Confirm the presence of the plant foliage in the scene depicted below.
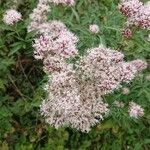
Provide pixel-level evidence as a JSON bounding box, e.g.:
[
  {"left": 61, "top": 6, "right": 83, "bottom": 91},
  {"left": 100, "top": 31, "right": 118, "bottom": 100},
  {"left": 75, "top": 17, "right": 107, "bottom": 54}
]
[{"left": 0, "top": 0, "right": 150, "bottom": 149}]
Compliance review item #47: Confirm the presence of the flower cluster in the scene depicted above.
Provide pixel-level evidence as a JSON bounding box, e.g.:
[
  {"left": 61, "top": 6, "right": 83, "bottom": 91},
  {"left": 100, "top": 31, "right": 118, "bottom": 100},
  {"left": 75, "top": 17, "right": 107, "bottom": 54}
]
[
  {"left": 89, "top": 24, "right": 100, "bottom": 34},
  {"left": 41, "top": 69, "right": 109, "bottom": 132},
  {"left": 122, "top": 87, "right": 130, "bottom": 95},
  {"left": 122, "top": 27, "right": 132, "bottom": 38},
  {"left": 3, "top": 9, "right": 22, "bottom": 25},
  {"left": 28, "top": 0, "right": 147, "bottom": 132},
  {"left": 28, "top": 2, "right": 50, "bottom": 32},
  {"left": 77, "top": 45, "right": 147, "bottom": 95},
  {"left": 128, "top": 101, "right": 144, "bottom": 118},
  {"left": 32, "top": 21, "right": 78, "bottom": 60},
  {"left": 28, "top": 0, "right": 76, "bottom": 32},
  {"left": 119, "top": 0, "right": 150, "bottom": 29},
  {"left": 39, "top": 44, "right": 146, "bottom": 131}
]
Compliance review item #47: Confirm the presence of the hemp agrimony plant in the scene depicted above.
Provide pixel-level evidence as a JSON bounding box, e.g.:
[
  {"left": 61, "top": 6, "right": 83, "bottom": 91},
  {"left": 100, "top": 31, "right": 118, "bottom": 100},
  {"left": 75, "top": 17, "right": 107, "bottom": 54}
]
[{"left": 3, "top": 0, "right": 148, "bottom": 132}]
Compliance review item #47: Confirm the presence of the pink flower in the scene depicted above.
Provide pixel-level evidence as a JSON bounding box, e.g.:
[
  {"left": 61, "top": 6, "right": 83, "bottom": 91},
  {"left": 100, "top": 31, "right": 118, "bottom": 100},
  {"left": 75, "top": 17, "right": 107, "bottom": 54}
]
[
  {"left": 32, "top": 25, "right": 78, "bottom": 59},
  {"left": 48, "top": 0, "right": 75, "bottom": 6},
  {"left": 37, "top": 21, "right": 67, "bottom": 37},
  {"left": 3, "top": 9, "right": 22, "bottom": 25},
  {"left": 122, "top": 87, "right": 130, "bottom": 95},
  {"left": 119, "top": 0, "right": 142, "bottom": 17},
  {"left": 130, "top": 59, "right": 147, "bottom": 72},
  {"left": 119, "top": 0, "right": 150, "bottom": 29},
  {"left": 52, "top": 31, "right": 78, "bottom": 58},
  {"left": 28, "top": 2, "right": 50, "bottom": 32},
  {"left": 128, "top": 101, "right": 144, "bottom": 118},
  {"left": 78, "top": 45, "right": 146, "bottom": 95},
  {"left": 43, "top": 56, "right": 73, "bottom": 73},
  {"left": 89, "top": 24, "right": 99, "bottom": 34},
  {"left": 33, "top": 35, "right": 53, "bottom": 60},
  {"left": 122, "top": 27, "right": 133, "bottom": 38},
  {"left": 29, "top": 0, "right": 148, "bottom": 132}
]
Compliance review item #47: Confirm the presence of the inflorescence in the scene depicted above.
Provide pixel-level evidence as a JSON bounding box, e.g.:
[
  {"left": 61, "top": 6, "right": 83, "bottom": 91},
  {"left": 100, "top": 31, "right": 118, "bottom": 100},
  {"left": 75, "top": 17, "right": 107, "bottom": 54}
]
[
  {"left": 2, "top": 0, "right": 148, "bottom": 132},
  {"left": 28, "top": 0, "right": 147, "bottom": 132},
  {"left": 119, "top": 0, "right": 150, "bottom": 29},
  {"left": 3, "top": 9, "right": 22, "bottom": 25}
]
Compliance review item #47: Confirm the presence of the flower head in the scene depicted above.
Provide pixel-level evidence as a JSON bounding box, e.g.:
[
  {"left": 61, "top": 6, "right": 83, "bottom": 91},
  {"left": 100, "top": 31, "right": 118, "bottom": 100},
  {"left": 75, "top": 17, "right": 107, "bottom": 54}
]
[
  {"left": 119, "top": 0, "right": 143, "bottom": 17},
  {"left": 89, "top": 24, "right": 100, "bottom": 34},
  {"left": 128, "top": 101, "right": 144, "bottom": 118},
  {"left": 119, "top": 0, "right": 150, "bottom": 29},
  {"left": 28, "top": 2, "right": 50, "bottom": 32},
  {"left": 3, "top": 9, "right": 22, "bottom": 25},
  {"left": 122, "top": 87, "right": 130, "bottom": 95},
  {"left": 77, "top": 45, "right": 145, "bottom": 95},
  {"left": 130, "top": 59, "right": 147, "bottom": 72},
  {"left": 29, "top": 0, "right": 147, "bottom": 132},
  {"left": 37, "top": 21, "right": 67, "bottom": 37},
  {"left": 122, "top": 27, "right": 133, "bottom": 38}
]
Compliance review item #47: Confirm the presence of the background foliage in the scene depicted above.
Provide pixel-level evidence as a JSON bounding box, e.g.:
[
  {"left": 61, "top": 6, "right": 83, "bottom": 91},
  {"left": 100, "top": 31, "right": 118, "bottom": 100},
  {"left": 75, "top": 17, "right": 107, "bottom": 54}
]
[{"left": 0, "top": 0, "right": 150, "bottom": 149}]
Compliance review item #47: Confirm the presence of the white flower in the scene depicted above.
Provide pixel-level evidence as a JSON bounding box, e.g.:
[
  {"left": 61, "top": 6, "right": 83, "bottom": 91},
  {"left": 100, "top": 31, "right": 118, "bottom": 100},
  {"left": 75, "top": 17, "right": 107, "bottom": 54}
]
[
  {"left": 89, "top": 24, "right": 99, "bottom": 34},
  {"left": 28, "top": 2, "right": 50, "bottom": 32},
  {"left": 33, "top": 26, "right": 78, "bottom": 59},
  {"left": 29, "top": 0, "right": 147, "bottom": 132},
  {"left": 130, "top": 59, "right": 147, "bottom": 72},
  {"left": 128, "top": 101, "right": 144, "bottom": 118},
  {"left": 43, "top": 56, "right": 73, "bottom": 73},
  {"left": 3, "top": 9, "right": 22, "bottom": 25},
  {"left": 122, "top": 87, "right": 130, "bottom": 95},
  {"left": 37, "top": 21, "right": 67, "bottom": 37}
]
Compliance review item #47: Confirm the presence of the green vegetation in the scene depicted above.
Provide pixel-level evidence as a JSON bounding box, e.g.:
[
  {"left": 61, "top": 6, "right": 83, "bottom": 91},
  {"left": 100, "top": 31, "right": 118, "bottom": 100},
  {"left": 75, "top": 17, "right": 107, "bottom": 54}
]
[{"left": 0, "top": 0, "right": 150, "bottom": 149}]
